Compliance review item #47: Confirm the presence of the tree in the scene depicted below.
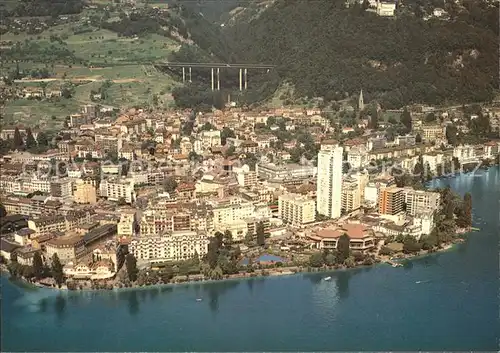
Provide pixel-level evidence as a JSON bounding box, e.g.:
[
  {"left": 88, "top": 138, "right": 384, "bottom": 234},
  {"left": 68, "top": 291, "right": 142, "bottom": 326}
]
[
  {"left": 125, "top": 254, "right": 138, "bottom": 282},
  {"left": 12, "top": 127, "right": 23, "bottom": 150},
  {"left": 325, "top": 253, "right": 336, "bottom": 266},
  {"left": 189, "top": 151, "right": 200, "bottom": 162},
  {"left": 421, "top": 234, "right": 438, "bottom": 250},
  {"left": 425, "top": 112, "right": 436, "bottom": 123},
  {"left": 445, "top": 125, "right": 458, "bottom": 146},
  {"left": 403, "top": 237, "right": 422, "bottom": 254},
  {"left": 221, "top": 127, "right": 235, "bottom": 145},
  {"left": 163, "top": 176, "right": 178, "bottom": 194},
  {"left": 25, "top": 128, "right": 37, "bottom": 150},
  {"left": 33, "top": 252, "right": 44, "bottom": 280},
  {"left": 160, "top": 266, "right": 174, "bottom": 283},
  {"left": 457, "top": 193, "right": 472, "bottom": 228},
  {"left": 337, "top": 234, "right": 350, "bottom": 264},
  {"left": 256, "top": 222, "right": 266, "bottom": 246},
  {"left": 51, "top": 253, "right": 64, "bottom": 286},
  {"left": 0, "top": 203, "right": 6, "bottom": 218},
  {"left": 413, "top": 155, "right": 425, "bottom": 183},
  {"left": 379, "top": 246, "right": 393, "bottom": 256},
  {"left": 36, "top": 131, "right": 49, "bottom": 147},
  {"left": 367, "top": 105, "right": 378, "bottom": 129},
  {"left": 206, "top": 236, "right": 220, "bottom": 269},
  {"left": 415, "top": 133, "right": 422, "bottom": 144},
  {"left": 199, "top": 122, "right": 216, "bottom": 131},
  {"left": 309, "top": 252, "right": 324, "bottom": 268},
  {"left": 22, "top": 265, "right": 34, "bottom": 279},
  {"left": 400, "top": 107, "right": 412, "bottom": 132},
  {"left": 225, "top": 145, "right": 236, "bottom": 157},
  {"left": 344, "top": 256, "right": 356, "bottom": 268},
  {"left": 223, "top": 230, "right": 233, "bottom": 249}
]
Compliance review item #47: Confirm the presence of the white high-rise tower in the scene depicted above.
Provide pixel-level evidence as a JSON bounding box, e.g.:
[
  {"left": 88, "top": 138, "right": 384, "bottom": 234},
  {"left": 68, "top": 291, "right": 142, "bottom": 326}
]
[{"left": 316, "top": 141, "right": 344, "bottom": 219}]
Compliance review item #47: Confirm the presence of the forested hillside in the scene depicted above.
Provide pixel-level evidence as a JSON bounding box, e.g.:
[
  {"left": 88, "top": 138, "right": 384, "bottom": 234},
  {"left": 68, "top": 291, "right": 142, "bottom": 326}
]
[
  {"left": 1, "top": 0, "right": 85, "bottom": 17},
  {"left": 224, "top": 0, "right": 498, "bottom": 108}
]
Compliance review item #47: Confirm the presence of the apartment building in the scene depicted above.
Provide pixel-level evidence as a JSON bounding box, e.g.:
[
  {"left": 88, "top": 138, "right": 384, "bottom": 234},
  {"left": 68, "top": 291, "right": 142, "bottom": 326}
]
[
  {"left": 376, "top": 1, "right": 396, "bottom": 16},
  {"left": 453, "top": 145, "right": 477, "bottom": 164},
  {"left": 378, "top": 187, "right": 405, "bottom": 216},
  {"left": 278, "top": 193, "right": 316, "bottom": 227},
  {"left": 256, "top": 163, "right": 317, "bottom": 181},
  {"left": 73, "top": 179, "right": 97, "bottom": 204},
  {"left": 422, "top": 152, "right": 445, "bottom": 174},
  {"left": 366, "top": 137, "right": 386, "bottom": 151},
  {"left": 99, "top": 178, "right": 136, "bottom": 204},
  {"left": 316, "top": 141, "right": 343, "bottom": 219},
  {"left": 129, "top": 230, "right": 209, "bottom": 262},
  {"left": 118, "top": 210, "right": 137, "bottom": 237},
  {"left": 28, "top": 214, "right": 67, "bottom": 236},
  {"left": 347, "top": 146, "right": 369, "bottom": 169},
  {"left": 483, "top": 141, "right": 499, "bottom": 159},
  {"left": 395, "top": 135, "right": 416, "bottom": 146},
  {"left": 212, "top": 198, "right": 255, "bottom": 228},
  {"left": 139, "top": 210, "right": 191, "bottom": 236},
  {"left": 1, "top": 196, "right": 61, "bottom": 217},
  {"left": 50, "top": 178, "right": 72, "bottom": 198},
  {"left": 403, "top": 188, "right": 441, "bottom": 216},
  {"left": 234, "top": 164, "right": 258, "bottom": 188},
  {"left": 194, "top": 130, "right": 221, "bottom": 153},
  {"left": 28, "top": 210, "right": 92, "bottom": 236},
  {"left": 341, "top": 177, "right": 361, "bottom": 213},
  {"left": 422, "top": 125, "right": 445, "bottom": 142}
]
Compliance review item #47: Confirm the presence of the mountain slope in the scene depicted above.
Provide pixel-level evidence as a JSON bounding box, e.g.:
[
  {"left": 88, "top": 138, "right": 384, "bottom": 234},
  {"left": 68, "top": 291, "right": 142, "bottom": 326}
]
[{"left": 226, "top": 0, "right": 499, "bottom": 108}]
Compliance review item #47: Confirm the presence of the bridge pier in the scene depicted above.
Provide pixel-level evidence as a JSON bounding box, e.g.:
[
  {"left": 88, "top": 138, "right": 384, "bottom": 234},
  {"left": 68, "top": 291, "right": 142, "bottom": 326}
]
[
  {"left": 182, "top": 67, "right": 185, "bottom": 83},
  {"left": 211, "top": 68, "right": 214, "bottom": 91},
  {"left": 244, "top": 68, "right": 248, "bottom": 90},
  {"left": 189, "top": 67, "right": 192, "bottom": 83},
  {"left": 239, "top": 69, "right": 243, "bottom": 91},
  {"left": 217, "top": 67, "right": 220, "bottom": 90}
]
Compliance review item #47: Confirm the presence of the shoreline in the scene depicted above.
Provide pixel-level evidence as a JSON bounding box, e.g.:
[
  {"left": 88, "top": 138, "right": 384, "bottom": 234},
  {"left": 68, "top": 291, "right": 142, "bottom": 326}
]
[
  {"left": 3, "top": 166, "right": 493, "bottom": 294},
  {"left": 1, "top": 237, "right": 468, "bottom": 294}
]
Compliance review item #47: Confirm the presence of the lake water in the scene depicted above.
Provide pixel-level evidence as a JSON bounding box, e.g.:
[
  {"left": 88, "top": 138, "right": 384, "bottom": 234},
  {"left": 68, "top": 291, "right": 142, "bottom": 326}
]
[{"left": 1, "top": 167, "right": 499, "bottom": 351}]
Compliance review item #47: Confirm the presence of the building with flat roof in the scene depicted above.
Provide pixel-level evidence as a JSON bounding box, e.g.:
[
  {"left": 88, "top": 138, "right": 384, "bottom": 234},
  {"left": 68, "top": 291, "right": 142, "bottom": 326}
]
[
  {"left": 317, "top": 141, "right": 343, "bottom": 219},
  {"left": 278, "top": 193, "right": 316, "bottom": 227},
  {"left": 378, "top": 187, "right": 405, "bottom": 216},
  {"left": 403, "top": 188, "right": 441, "bottom": 216},
  {"left": 256, "top": 162, "right": 316, "bottom": 181}
]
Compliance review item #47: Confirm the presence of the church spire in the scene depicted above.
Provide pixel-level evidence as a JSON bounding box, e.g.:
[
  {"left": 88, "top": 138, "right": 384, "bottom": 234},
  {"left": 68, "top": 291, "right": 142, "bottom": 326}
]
[{"left": 358, "top": 89, "right": 364, "bottom": 111}]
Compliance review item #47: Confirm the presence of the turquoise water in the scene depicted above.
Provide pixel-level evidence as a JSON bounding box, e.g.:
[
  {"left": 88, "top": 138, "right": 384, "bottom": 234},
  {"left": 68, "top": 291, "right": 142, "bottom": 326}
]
[
  {"left": 2, "top": 167, "right": 499, "bottom": 351},
  {"left": 240, "top": 253, "right": 285, "bottom": 265}
]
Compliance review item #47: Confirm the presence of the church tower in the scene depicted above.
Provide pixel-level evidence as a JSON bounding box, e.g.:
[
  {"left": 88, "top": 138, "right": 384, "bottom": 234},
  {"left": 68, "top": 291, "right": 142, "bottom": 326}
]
[{"left": 358, "top": 89, "right": 365, "bottom": 111}]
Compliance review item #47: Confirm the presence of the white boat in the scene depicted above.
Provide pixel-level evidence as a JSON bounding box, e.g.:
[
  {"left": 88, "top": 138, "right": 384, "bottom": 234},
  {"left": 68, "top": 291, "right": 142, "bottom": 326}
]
[
  {"left": 196, "top": 298, "right": 203, "bottom": 302},
  {"left": 323, "top": 276, "right": 332, "bottom": 281}
]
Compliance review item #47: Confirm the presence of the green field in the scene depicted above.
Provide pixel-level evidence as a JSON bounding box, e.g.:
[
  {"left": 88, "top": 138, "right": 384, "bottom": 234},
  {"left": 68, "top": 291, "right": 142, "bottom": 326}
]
[
  {"left": 1, "top": 99, "right": 81, "bottom": 130},
  {"left": 1, "top": 16, "right": 181, "bottom": 129}
]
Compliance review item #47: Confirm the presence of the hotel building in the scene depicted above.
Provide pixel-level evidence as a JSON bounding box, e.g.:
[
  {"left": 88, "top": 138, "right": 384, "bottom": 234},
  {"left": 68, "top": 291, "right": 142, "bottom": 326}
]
[{"left": 278, "top": 193, "right": 316, "bottom": 227}]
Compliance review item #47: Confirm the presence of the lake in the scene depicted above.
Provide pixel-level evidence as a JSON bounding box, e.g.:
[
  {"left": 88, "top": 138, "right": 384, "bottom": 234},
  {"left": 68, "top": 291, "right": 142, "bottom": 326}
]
[{"left": 1, "top": 167, "right": 498, "bottom": 351}]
